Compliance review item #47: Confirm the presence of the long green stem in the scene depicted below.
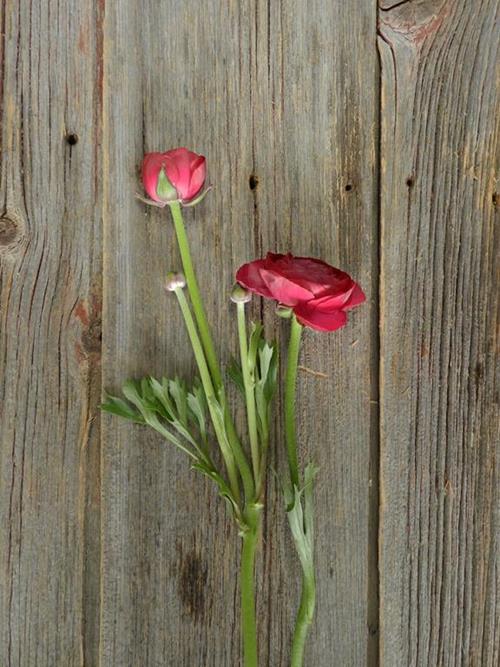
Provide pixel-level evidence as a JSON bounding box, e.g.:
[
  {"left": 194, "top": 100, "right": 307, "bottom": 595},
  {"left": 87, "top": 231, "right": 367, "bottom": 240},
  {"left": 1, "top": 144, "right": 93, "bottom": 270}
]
[
  {"left": 284, "top": 316, "right": 303, "bottom": 488},
  {"left": 169, "top": 201, "right": 222, "bottom": 388},
  {"left": 174, "top": 287, "right": 240, "bottom": 502},
  {"left": 169, "top": 202, "right": 255, "bottom": 502},
  {"left": 237, "top": 302, "right": 260, "bottom": 483},
  {"left": 285, "top": 316, "right": 316, "bottom": 666},
  {"left": 290, "top": 568, "right": 316, "bottom": 667},
  {"left": 240, "top": 504, "right": 262, "bottom": 667}
]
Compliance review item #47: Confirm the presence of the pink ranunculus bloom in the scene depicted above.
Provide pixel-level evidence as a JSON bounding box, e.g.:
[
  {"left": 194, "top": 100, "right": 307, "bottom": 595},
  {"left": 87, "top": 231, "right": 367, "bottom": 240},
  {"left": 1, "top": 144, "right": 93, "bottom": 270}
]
[
  {"left": 236, "top": 252, "right": 365, "bottom": 332},
  {"left": 141, "top": 148, "right": 207, "bottom": 205}
]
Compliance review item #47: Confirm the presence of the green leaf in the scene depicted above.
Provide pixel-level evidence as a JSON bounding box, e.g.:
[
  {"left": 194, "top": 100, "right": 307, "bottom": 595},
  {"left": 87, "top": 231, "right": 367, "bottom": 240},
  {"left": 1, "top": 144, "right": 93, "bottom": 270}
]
[
  {"left": 187, "top": 381, "right": 208, "bottom": 444},
  {"left": 254, "top": 339, "right": 278, "bottom": 441},
  {"left": 248, "top": 322, "right": 264, "bottom": 374},
  {"left": 192, "top": 460, "right": 241, "bottom": 521},
  {"left": 149, "top": 376, "right": 175, "bottom": 420},
  {"left": 284, "top": 462, "right": 319, "bottom": 570},
  {"left": 101, "top": 394, "right": 145, "bottom": 424},
  {"left": 169, "top": 377, "right": 189, "bottom": 427},
  {"left": 122, "top": 379, "right": 145, "bottom": 412},
  {"left": 227, "top": 357, "right": 245, "bottom": 394}
]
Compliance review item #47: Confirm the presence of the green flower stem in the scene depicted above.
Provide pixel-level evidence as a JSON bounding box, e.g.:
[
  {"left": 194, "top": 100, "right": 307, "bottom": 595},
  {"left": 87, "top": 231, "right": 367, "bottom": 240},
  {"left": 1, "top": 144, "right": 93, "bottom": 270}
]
[
  {"left": 284, "top": 316, "right": 303, "bottom": 488},
  {"left": 169, "top": 201, "right": 222, "bottom": 388},
  {"left": 237, "top": 302, "right": 260, "bottom": 484},
  {"left": 169, "top": 202, "right": 254, "bottom": 502},
  {"left": 240, "top": 504, "right": 262, "bottom": 667},
  {"left": 290, "top": 568, "right": 316, "bottom": 667},
  {"left": 174, "top": 286, "right": 240, "bottom": 502},
  {"left": 285, "top": 316, "right": 316, "bottom": 666}
]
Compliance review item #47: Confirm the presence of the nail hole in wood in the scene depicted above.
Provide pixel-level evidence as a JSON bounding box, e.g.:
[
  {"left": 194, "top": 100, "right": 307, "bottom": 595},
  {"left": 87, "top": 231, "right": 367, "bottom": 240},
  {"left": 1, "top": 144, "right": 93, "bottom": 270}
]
[
  {"left": 406, "top": 177, "right": 414, "bottom": 187},
  {"left": 249, "top": 174, "right": 259, "bottom": 190},
  {"left": 345, "top": 183, "right": 353, "bottom": 192},
  {"left": 66, "top": 132, "right": 79, "bottom": 146}
]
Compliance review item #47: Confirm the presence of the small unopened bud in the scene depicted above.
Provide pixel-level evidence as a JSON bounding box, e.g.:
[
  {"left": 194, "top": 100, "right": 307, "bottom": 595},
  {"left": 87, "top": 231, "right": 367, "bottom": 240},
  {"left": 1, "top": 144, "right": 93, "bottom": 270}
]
[
  {"left": 276, "top": 305, "right": 293, "bottom": 319},
  {"left": 230, "top": 284, "right": 252, "bottom": 304},
  {"left": 165, "top": 272, "right": 186, "bottom": 291}
]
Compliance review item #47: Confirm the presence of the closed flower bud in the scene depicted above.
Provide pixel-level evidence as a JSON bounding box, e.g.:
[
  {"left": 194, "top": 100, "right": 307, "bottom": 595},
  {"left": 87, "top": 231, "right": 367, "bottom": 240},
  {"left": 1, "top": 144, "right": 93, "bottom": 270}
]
[
  {"left": 165, "top": 272, "right": 186, "bottom": 292},
  {"left": 141, "top": 148, "right": 208, "bottom": 206},
  {"left": 230, "top": 284, "right": 252, "bottom": 304}
]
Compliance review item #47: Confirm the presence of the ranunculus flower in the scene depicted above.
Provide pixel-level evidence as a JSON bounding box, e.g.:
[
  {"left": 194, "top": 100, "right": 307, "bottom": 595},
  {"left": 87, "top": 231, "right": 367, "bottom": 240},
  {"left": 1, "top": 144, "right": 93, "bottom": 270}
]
[
  {"left": 236, "top": 252, "right": 365, "bottom": 332},
  {"left": 141, "top": 148, "right": 207, "bottom": 205}
]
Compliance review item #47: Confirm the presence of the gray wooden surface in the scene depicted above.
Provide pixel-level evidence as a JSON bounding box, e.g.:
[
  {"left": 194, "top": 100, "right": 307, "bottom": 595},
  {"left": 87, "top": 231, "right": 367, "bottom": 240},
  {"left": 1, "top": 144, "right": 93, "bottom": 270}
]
[
  {"left": 0, "top": 1, "right": 497, "bottom": 665},
  {"left": 378, "top": 1, "right": 499, "bottom": 665}
]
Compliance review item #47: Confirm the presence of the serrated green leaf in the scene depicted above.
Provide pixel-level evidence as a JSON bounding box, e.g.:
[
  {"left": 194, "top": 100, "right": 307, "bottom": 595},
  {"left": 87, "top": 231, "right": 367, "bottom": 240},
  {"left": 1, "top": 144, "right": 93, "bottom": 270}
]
[
  {"left": 192, "top": 460, "right": 241, "bottom": 521},
  {"left": 149, "top": 376, "right": 175, "bottom": 420},
  {"left": 227, "top": 358, "right": 245, "bottom": 394},
  {"left": 187, "top": 389, "right": 207, "bottom": 444},
  {"left": 101, "top": 394, "right": 145, "bottom": 424},
  {"left": 169, "top": 377, "right": 188, "bottom": 427},
  {"left": 284, "top": 462, "right": 318, "bottom": 571},
  {"left": 248, "top": 322, "right": 264, "bottom": 374},
  {"left": 122, "top": 379, "right": 145, "bottom": 412}
]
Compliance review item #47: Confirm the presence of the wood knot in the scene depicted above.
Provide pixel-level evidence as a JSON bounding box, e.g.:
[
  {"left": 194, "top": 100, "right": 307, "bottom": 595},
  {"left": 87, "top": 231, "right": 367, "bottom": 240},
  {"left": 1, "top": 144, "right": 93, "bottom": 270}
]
[
  {"left": 0, "top": 215, "right": 18, "bottom": 245},
  {"left": 379, "top": 0, "right": 449, "bottom": 46},
  {"left": 0, "top": 211, "right": 25, "bottom": 253},
  {"left": 81, "top": 318, "right": 102, "bottom": 355},
  {"left": 73, "top": 293, "right": 102, "bottom": 362}
]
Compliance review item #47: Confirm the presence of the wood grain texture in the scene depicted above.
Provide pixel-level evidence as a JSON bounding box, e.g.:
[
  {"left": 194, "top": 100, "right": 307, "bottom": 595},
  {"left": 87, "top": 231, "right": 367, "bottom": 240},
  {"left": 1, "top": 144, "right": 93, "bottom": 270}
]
[
  {"left": 378, "top": 0, "right": 499, "bottom": 665},
  {"left": 101, "top": 1, "right": 377, "bottom": 665},
  {"left": 2, "top": 0, "right": 498, "bottom": 664},
  {"left": 252, "top": 2, "right": 379, "bottom": 665},
  {"left": 0, "top": 1, "right": 103, "bottom": 665}
]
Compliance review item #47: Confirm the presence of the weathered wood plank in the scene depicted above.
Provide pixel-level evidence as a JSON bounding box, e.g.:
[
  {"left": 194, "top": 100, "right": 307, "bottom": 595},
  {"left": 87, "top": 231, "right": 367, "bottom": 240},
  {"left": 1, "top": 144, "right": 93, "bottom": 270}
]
[
  {"left": 102, "top": 1, "right": 378, "bottom": 665},
  {"left": 378, "top": 0, "right": 499, "bottom": 664},
  {"left": 252, "top": 1, "right": 379, "bottom": 665},
  {"left": 101, "top": 3, "right": 256, "bottom": 665},
  {"left": 0, "top": 0, "right": 103, "bottom": 665}
]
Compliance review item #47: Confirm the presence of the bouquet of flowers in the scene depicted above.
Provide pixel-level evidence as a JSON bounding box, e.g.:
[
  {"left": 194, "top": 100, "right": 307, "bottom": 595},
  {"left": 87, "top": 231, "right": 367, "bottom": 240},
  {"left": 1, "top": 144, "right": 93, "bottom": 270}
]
[{"left": 103, "top": 147, "right": 365, "bottom": 666}]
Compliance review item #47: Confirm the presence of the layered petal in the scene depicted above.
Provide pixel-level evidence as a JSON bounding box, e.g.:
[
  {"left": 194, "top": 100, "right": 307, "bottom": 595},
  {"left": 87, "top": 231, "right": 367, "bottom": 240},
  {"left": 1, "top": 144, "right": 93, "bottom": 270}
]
[
  {"left": 259, "top": 268, "right": 315, "bottom": 305},
  {"left": 236, "top": 260, "right": 274, "bottom": 298},
  {"left": 293, "top": 302, "right": 348, "bottom": 332},
  {"left": 235, "top": 252, "right": 365, "bottom": 332},
  {"left": 343, "top": 282, "right": 366, "bottom": 309},
  {"left": 164, "top": 148, "right": 206, "bottom": 202},
  {"left": 141, "top": 152, "right": 166, "bottom": 202},
  {"left": 141, "top": 148, "right": 207, "bottom": 205}
]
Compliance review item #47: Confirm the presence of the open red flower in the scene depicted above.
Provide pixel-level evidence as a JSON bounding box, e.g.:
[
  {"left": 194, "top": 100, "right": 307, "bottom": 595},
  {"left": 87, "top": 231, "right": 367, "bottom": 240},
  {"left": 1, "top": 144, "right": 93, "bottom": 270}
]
[
  {"left": 236, "top": 252, "right": 365, "bottom": 332},
  {"left": 142, "top": 148, "right": 207, "bottom": 205}
]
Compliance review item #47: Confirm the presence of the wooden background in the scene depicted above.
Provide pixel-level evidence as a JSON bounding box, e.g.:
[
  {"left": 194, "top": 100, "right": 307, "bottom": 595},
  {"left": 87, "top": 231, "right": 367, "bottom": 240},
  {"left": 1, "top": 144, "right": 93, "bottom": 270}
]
[{"left": 0, "top": 0, "right": 498, "bottom": 665}]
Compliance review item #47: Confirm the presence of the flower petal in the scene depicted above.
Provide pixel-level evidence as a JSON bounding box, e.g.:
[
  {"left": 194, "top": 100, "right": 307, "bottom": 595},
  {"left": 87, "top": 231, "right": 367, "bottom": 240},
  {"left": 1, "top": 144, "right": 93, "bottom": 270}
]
[
  {"left": 266, "top": 253, "right": 353, "bottom": 298},
  {"left": 186, "top": 155, "right": 206, "bottom": 200},
  {"left": 141, "top": 153, "right": 165, "bottom": 202},
  {"left": 236, "top": 260, "right": 273, "bottom": 298},
  {"left": 343, "top": 283, "right": 366, "bottom": 309},
  {"left": 163, "top": 148, "right": 206, "bottom": 202},
  {"left": 260, "top": 268, "right": 315, "bottom": 305},
  {"left": 293, "top": 303, "right": 348, "bottom": 332}
]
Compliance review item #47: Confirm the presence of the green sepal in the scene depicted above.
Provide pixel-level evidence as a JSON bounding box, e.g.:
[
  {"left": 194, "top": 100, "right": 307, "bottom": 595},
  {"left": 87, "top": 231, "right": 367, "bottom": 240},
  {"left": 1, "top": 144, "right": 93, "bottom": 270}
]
[
  {"left": 181, "top": 185, "right": 212, "bottom": 207},
  {"left": 156, "top": 168, "right": 178, "bottom": 202}
]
